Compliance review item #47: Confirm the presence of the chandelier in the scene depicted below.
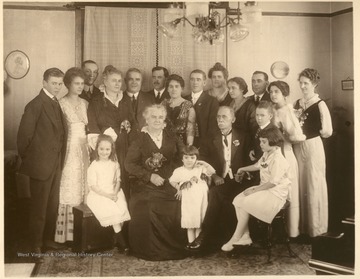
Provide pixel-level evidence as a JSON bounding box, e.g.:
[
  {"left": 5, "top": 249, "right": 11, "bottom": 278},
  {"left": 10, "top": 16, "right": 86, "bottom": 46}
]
[{"left": 158, "top": 2, "right": 261, "bottom": 45}]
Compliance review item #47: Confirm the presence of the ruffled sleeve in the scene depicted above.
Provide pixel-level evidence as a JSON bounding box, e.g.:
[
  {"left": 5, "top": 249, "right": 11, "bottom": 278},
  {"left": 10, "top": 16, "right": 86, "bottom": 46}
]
[
  {"left": 283, "top": 104, "right": 306, "bottom": 143},
  {"left": 318, "top": 101, "right": 333, "bottom": 138}
]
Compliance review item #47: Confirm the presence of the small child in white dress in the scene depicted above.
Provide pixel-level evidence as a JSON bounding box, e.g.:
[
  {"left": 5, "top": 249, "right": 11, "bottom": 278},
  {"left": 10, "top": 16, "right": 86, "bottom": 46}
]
[
  {"left": 169, "top": 145, "right": 215, "bottom": 245},
  {"left": 86, "top": 134, "right": 131, "bottom": 254},
  {"left": 222, "top": 127, "right": 291, "bottom": 252}
]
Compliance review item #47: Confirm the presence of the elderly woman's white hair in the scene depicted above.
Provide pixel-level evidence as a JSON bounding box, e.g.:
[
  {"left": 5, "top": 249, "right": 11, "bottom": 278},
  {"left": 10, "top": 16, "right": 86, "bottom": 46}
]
[{"left": 142, "top": 104, "right": 167, "bottom": 121}]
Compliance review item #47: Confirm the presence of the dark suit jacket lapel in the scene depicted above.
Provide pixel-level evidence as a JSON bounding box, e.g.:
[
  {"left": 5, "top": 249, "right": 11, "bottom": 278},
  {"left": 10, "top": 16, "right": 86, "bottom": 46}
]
[
  {"left": 213, "top": 134, "right": 225, "bottom": 174},
  {"left": 40, "top": 90, "right": 59, "bottom": 129},
  {"left": 161, "top": 90, "right": 170, "bottom": 102},
  {"left": 123, "top": 92, "right": 136, "bottom": 120},
  {"left": 195, "top": 91, "right": 207, "bottom": 108},
  {"left": 231, "top": 130, "right": 241, "bottom": 162}
]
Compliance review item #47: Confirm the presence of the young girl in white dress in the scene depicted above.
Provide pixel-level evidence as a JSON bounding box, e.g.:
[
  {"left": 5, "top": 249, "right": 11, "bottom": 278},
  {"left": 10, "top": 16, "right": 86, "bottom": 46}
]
[
  {"left": 222, "top": 127, "right": 291, "bottom": 252},
  {"left": 169, "top": 145, "right": 215, "bottom": 244},
  {"left": 86, "top": 134, "right": 131, "bottom": 253}
]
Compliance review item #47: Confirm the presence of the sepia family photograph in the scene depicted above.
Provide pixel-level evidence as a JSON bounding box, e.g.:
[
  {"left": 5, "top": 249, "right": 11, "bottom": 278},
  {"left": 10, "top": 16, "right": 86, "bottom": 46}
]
[{"left": 2, "top": 0, "right": 357, "bottom": 277}]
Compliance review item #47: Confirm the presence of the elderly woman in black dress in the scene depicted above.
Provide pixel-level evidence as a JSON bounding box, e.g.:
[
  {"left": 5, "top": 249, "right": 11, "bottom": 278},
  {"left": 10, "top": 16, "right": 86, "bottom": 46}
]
[
  {"left": 125, "top": 104, "right": 187, "bottom": 260},
  {"left": 87, "top": 65, "right": 134, "bottom": 201}
]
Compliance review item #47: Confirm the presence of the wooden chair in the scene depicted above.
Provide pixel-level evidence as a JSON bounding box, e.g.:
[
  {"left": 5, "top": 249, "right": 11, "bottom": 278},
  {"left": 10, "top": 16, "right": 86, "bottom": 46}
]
[{"left": 250, "top": 200, "right": 295, "bottom": 263}]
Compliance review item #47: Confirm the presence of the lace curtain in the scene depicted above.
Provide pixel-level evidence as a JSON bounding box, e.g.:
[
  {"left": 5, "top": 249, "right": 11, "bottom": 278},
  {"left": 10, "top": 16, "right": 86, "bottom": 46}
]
[{"left": 84, "top": 6, "right": 226, "bottom": 93}]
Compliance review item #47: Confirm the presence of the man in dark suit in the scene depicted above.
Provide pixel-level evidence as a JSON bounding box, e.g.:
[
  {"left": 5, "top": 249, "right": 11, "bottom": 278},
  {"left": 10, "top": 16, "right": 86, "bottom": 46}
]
[
  {"left": 122, "top": 68, "right": 154, "bottom": 136},
  {"left": 17, "top": 68, "right": 67, "bottom": 261},
  {"left": 188, "top": 106, "right": 253, "bottom": 252},
  {"left": 147, "top": 66, "right": 170, "bottom": 104},
  {"left": 249, "top": 71, "right": 271, "bottom": 106},
  {"left": 79, "top": 60, "right": 102, "bottom": 102},
  {"left": 187, "top": 69, "right": 219, "bottom": 149}
]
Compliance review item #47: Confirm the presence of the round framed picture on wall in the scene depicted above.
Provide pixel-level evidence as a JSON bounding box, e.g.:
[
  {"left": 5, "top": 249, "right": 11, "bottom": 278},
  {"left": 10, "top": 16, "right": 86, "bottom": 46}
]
[
  {"left": 270, "top": 61, "right": 289, "bottom": 79},
  {"left": 4, "top": 50, "right": 30, "bottom": 79}
]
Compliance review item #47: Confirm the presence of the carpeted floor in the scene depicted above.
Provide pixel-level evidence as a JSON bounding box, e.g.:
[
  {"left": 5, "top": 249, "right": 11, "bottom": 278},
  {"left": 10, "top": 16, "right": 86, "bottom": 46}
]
[{"left": 32, "top": 243, "right": 314, "bottom": 277}]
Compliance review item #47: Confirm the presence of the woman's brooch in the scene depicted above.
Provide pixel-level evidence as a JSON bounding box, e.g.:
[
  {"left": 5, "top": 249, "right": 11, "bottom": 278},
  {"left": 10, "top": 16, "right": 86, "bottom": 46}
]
[{"left": 233, "top": 140, "right": 240, "bottom": 146}]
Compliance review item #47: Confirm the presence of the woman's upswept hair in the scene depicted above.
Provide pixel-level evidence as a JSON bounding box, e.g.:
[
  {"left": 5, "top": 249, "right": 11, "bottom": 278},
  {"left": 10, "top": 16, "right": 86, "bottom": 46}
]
[
  {"left": 166, "top": 74, "right": 185, "bottom": 89},
  {"left": 268, "top": 80, "right": 290, "bottom": 97},
  {"left": 142, "top": 104, "right": 167, "bottom": 120},
  {"left": 94, "top": 134, "right": 118, "bottom": 162},
  {"left": 298, "top": 68, "right": 320, "bottom": 86},
  {"left": 182, "top": 145, "right": 200, "bottom": 159},
  {"left": 227, "top": 77, "right": 248, "bottom": 94},
  {"left": 258, "top": 127, "right": 284, "bottom": 147},
  {"left": 102, "top": 65, "right": 122, "bottom": 80},
  {"left": 208, "top": 62, "right": 229, "bottom": 80}
]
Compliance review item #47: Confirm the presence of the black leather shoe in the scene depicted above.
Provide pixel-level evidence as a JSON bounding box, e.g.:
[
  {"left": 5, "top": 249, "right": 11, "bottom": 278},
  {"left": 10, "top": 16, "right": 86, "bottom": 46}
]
[
  {"left": 187, "top": 232, "right": 205, "bottom": 250},
  {"left": 115, "top": 232, "right": 130, "bottom": 255}
]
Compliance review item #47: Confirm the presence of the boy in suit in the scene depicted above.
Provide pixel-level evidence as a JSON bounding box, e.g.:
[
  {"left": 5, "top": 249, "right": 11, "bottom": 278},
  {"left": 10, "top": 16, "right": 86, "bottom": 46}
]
[
  {"left": 17, "top": 68, "right": 67, "bottom": 262},
  {"left": 187, "top": 69, "right": 219, "bottom": 149}
]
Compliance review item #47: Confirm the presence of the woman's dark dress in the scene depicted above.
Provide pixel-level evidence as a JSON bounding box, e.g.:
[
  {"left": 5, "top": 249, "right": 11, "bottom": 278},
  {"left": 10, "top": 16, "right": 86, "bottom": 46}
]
[
  {"left": 233, "top": 98, "right": 257, "bottom": 137},
  {"left": 163, "top": 99, "right": 195, "bottom": 144},
  {"left": 125, "top": 130, "right": 187, "bottom": 260}
]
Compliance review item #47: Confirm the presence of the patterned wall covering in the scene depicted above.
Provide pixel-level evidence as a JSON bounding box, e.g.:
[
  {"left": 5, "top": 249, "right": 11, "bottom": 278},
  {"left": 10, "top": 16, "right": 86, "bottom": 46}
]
[
  {"left": 84, "top": 6, "right": 226, "bottom": 93},
  {"left": 84, "top": 7, "right": 157, "bottom": 91}
]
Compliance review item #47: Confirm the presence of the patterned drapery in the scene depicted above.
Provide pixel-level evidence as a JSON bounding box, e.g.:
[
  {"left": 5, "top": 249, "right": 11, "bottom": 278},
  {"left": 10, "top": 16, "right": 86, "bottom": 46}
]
[{"left": 84, "top": 6, "right": 226, "bottom": 93}]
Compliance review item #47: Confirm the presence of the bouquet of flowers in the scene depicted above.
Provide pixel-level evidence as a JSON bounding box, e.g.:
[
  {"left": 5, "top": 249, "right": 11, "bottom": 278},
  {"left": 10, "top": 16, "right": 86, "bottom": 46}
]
[
  {"left": 145, "top": 152, "right": 167, "bottom": 172},
  {"left": 120, "top": 120, "right": 131, "bottom": 134},
  {"left": 294, "top": 107, "right": 308, "bottom": 127}
]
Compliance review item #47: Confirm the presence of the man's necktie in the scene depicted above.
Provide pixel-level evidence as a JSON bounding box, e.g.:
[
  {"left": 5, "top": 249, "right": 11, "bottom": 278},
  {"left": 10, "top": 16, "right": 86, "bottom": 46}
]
[
  {"left": 131, "top": 95, "right": 137, "bottom": 111},
  {"left": 52, "top": 96, "right": 60, "bottom": 105},
  {"left": 223, "top": 130, "right": 231, "bottom": 147},
  {"left": 52, "top": 97, "right": 62, "bottom": 121},
  {"left": 255, "top": 127, "right": 261, "bottom": 139},
  {"left": 155, "top": 91, "right": 161, "bottom": 103},
  {"left": 86, "top": 89, "right": 91, "bottom": 99},
  {"left": 223, "top": 134, "right": 228, "bottom": 147},
  {"left": 255, "top": 96, "right": 260, "bottom": 105}
]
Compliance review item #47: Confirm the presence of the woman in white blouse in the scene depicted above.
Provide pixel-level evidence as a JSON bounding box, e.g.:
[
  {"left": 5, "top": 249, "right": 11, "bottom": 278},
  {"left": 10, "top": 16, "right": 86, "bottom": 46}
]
[{"left": 293, "top": 68, "right": 333, "bottom": 237}]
